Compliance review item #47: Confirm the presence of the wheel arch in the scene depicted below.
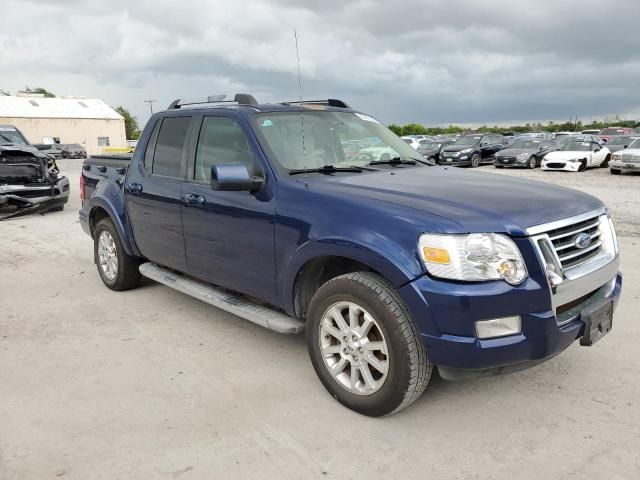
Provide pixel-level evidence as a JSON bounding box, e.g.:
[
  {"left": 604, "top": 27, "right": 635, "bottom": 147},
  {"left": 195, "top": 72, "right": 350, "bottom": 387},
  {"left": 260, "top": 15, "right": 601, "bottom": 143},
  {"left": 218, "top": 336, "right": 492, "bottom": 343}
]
[{"left": 88, "top": 200, "right": 136, "bottom": 257}]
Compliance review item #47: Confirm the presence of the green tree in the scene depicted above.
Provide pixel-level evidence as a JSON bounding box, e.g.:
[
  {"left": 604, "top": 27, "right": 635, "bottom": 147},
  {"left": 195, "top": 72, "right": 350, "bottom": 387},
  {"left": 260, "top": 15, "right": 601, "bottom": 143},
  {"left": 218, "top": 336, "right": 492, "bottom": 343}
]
[
  {"left": 115, "top": 106, "right": 141, "bottom": 140},
  {"left": 21, "top": 86, "right": 56, "bottom": 97}
]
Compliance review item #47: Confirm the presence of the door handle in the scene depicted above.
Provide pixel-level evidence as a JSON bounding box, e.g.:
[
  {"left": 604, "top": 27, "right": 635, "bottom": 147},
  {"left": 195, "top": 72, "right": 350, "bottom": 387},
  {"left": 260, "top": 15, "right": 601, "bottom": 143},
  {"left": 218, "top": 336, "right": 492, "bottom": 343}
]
[
  {"left": 128, "top": 183, "right": 143, "bottom": 194},
  {"left": 182, "top": 193, "right": 206, "bottom": 207}
]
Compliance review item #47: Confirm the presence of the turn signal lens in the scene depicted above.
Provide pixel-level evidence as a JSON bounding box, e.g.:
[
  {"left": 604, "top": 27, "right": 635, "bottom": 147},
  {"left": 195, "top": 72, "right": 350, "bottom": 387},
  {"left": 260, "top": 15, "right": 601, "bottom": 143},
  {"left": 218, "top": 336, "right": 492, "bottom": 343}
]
[{"left": 422, "top": 247, "right": 450, "bottom": 264}]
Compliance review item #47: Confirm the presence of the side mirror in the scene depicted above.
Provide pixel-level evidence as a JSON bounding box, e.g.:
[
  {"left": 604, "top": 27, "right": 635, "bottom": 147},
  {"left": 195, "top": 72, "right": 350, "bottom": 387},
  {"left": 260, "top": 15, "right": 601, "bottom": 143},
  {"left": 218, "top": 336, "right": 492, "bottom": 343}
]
[{"left": 211, "top": 163, "right": 264, "bottom": 192}]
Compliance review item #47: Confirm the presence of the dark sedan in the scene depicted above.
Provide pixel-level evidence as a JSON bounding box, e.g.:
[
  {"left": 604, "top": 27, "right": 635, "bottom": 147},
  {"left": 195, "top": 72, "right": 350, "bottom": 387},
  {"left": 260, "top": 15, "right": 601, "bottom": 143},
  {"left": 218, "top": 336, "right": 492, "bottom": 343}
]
[
  {"left": 493, "top": 139, "right": 557, "bottom": 169},
  {"left": 61, "top": 143, "right": 87, "bottom": 159},
  {"left": 417, "top": 139, "right": 454, "bottom": 163}
]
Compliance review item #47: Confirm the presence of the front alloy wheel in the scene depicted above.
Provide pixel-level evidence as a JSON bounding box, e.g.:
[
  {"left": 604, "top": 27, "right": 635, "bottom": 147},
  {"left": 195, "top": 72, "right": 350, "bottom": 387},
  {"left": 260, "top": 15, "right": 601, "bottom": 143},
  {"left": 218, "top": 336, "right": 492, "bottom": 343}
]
[
  {"left": 470, "top": 153, "right": 481, "bottom": 168},
  {"left": 527, "top": 156, "right": 537, "bottom": 169},
  {"left": 319, "top": 301, "right": 389, "bottom": 395}
]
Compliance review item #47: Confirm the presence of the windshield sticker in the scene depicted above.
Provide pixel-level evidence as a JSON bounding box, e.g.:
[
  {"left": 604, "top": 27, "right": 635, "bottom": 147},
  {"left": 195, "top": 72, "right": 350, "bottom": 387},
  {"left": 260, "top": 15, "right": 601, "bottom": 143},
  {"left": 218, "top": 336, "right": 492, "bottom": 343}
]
[
  {"left": 355, "top": 113, "right": 380, "bottom": 123},
  {"left": 261, "top": 119, "right": 273, "bottom": 127}
]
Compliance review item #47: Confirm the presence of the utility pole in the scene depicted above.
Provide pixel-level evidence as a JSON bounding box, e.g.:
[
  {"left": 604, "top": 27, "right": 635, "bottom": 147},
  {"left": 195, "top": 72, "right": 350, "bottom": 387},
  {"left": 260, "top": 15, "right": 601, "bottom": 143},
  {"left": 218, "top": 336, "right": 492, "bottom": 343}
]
[{"left": 144, "top": 99, "right": 157, "bottom": 115}]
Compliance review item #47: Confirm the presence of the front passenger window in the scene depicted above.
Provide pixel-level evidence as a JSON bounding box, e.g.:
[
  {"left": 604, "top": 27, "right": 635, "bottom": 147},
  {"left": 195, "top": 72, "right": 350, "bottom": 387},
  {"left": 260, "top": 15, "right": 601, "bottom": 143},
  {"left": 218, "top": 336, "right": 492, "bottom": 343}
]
[{"left": 194, "top": 117, "right": 255, "bottom": 182}]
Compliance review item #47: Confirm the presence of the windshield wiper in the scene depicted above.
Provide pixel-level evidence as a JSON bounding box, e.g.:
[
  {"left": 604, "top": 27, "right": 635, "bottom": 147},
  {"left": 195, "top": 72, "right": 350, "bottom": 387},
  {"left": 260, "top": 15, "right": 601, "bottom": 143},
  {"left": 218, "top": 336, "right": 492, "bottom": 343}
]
[
  {"left": 368, "top": 156, "right": 432, "bottom": 166},
  {"left": 289, "top": 165, "right": 365, "bottom": 176}
]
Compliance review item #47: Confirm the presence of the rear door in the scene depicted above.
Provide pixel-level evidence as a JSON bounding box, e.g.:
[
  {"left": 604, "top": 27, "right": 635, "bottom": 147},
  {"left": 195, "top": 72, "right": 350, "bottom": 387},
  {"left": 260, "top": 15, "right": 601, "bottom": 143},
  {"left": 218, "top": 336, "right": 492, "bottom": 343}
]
[
  {"left": 180, "top": 113, "right": 277, "bottom": 305},
  {"left": 125, "top": 115, "right": 192, "bottom": 272}
]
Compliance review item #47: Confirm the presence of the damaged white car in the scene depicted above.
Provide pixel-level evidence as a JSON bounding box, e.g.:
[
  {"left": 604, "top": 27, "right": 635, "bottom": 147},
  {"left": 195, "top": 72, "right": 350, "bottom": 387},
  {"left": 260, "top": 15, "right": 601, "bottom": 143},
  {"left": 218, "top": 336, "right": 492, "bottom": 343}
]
[
  {"left": 541, "top": 140, "right": 611, "bottom": 172},
  {"left": 0, "top": 125, "right": 70, "bottom": 220}
]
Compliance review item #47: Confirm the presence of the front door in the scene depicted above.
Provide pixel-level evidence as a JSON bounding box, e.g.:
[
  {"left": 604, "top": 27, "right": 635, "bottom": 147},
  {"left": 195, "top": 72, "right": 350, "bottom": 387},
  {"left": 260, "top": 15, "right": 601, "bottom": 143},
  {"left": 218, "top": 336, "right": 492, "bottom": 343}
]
[
  {"left": 181, "top": 114, "right": 277, "bottom": 305},
  {"left": 126, "top": 115, "right": 192, "bottom": 272}
]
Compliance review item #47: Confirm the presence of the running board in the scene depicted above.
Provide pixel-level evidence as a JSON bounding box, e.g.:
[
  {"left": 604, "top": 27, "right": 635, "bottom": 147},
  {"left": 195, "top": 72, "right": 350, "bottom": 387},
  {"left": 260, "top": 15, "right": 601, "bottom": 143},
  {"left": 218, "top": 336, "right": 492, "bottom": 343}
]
[{"left": 139, "top": 263, "right": 304, "bottom": 334}]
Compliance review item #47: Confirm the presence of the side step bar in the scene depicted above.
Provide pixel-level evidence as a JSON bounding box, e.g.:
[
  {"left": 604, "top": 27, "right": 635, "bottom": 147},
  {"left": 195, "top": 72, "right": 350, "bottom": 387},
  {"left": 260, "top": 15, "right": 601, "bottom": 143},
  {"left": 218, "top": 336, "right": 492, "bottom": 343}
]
[{"left": 139, "top": 263, "right": 304, "bottom": 334}]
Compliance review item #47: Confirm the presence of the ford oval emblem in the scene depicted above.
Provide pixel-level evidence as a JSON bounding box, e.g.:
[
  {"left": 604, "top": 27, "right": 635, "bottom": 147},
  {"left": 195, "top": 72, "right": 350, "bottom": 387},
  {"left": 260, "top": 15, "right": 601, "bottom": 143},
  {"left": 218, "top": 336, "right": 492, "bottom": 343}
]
[{"left": 574, "top": 232, "right": 592, "bottom": 249}]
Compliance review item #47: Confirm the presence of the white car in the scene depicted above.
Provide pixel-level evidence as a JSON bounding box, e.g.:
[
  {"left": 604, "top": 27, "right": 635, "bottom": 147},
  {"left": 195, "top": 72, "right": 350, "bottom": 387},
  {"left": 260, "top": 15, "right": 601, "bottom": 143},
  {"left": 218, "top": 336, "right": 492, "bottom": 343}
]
[
  {"left": 542, "top": 140, "right": 611, "bottom": 172},
  {"left": 401, "top": 136, "right": 421, "bottom": 149},
  {"left": 609, "top": 138, "right": 640, "bottom": 175}
]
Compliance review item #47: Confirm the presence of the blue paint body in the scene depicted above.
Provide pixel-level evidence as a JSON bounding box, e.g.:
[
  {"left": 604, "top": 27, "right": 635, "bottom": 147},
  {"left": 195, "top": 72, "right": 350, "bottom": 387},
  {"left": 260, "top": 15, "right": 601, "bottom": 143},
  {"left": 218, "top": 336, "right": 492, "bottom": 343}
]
[{"left": 79, "top": 103, "right": 622, "bottom": 374}]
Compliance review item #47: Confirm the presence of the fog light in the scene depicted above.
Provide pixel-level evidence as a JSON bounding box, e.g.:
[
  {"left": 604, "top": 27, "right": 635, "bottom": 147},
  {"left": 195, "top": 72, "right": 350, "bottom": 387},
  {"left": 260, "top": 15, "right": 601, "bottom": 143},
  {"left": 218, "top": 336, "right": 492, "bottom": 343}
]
[{"left": 475, "top": 316, "right": 521, "bottom": 339}]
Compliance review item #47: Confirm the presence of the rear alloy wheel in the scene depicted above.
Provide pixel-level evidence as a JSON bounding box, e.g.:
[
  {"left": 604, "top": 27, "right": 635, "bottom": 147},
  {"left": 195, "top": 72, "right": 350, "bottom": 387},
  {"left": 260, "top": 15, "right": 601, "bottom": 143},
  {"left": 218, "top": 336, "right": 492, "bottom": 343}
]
[
  {"left": 527, "top": 156, "right": 537, "bottom": 169},
  {"left": 307, "top": 272, "right": 432, "bottom": 417},
  {"left": 94, "top": 218, "right": 142, "bottom": 291},
  {"left": 470, "top": 153, "right": 481, "bottom": 168}
]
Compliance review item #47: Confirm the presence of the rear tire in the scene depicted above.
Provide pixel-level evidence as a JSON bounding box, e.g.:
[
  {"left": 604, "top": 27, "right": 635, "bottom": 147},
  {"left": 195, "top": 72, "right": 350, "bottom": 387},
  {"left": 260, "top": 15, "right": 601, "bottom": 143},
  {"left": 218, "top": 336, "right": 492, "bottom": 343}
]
[
  {"left": 94, "top": 218, "right": 141, "bottom": 291},
  {"left": 306, "top": 272, "right": 432, "bottom": 417}
]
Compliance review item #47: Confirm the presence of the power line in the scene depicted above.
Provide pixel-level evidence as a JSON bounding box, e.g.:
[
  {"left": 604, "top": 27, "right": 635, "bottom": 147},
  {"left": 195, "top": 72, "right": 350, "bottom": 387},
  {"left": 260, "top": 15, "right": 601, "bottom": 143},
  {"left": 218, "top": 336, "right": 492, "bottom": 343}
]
[{"left": 144, "top": 99, "right": 157, "bottom": 115}]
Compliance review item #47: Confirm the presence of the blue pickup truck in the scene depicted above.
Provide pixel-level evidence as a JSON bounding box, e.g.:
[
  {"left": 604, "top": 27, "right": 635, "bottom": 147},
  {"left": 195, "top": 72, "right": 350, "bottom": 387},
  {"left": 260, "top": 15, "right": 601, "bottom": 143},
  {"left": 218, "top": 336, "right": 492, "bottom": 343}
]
[{"left": 80, "top": 94, "right": 622, "bottom": 416}]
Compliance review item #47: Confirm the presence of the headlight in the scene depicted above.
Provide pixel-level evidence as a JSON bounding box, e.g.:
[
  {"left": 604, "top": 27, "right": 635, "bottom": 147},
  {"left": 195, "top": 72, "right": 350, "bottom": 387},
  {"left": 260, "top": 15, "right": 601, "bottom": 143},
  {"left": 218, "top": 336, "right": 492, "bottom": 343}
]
[
  {"left": 460, "top": 148, "right": 472, "bottom": 153},
  {"left": 516, "top": 153, "right": 529, "bottom": 160},
  {"left": 418, "top": 233, "right": 528, "bottom": 285},
  {"left": 612, "top": 153, "right": 622, "bottom": 160}
]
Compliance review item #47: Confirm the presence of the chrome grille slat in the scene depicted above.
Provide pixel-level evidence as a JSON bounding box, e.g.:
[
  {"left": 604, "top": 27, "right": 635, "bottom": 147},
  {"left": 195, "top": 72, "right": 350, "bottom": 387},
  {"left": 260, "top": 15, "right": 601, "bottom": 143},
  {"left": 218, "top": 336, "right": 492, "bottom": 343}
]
[
  {"left": 554, "top": 230, "right": 601, "bottom": 251},
  {"left": 548, "top": 220, "right": 601, "bottom": 241},
  {"left": 558, "top": 240, "right": 603, "bottom": 261}
]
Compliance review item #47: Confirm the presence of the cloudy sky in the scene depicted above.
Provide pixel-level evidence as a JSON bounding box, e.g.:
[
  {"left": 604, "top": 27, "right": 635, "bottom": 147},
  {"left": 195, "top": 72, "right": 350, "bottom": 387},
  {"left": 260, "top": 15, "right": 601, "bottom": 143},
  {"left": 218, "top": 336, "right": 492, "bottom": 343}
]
[{"left": 2, "top": 0, "right": 639, "bottom": 128}]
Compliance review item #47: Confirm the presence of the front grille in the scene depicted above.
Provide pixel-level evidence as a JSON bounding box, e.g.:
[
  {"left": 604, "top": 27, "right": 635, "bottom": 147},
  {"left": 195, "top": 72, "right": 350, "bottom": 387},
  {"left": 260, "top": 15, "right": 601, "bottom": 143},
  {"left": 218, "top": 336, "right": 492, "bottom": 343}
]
[
  {"left": 544, "top": 216, "right": 603, "bottom": 270},
  {"left": 546, "top": 162, "right": 566, "bottom": 168},
  {"left": 621, "top": 153, "right": 640, "bottom": 163},
  {"left": 498, "top": 157, "right": 515, "bottom": 162}
]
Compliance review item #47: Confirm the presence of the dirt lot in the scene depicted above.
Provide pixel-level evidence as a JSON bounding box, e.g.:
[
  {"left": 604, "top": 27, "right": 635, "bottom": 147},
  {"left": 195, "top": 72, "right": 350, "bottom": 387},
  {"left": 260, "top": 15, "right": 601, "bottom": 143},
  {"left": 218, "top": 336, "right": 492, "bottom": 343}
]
[{"left": 1, "top": 160, "right": 639, "bottom": 480}]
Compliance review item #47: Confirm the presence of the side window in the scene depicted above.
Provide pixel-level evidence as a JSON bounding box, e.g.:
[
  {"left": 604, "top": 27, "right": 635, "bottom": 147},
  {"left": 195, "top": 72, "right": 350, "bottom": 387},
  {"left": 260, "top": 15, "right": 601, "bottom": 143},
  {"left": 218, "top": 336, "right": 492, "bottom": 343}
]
[
  {"left": 194, "top": 116, "right": 255, "bottom": 182},
  {"left": 143, "top": 119, "right": 161, "bottom": 172},
  {"left": 152, "top": 117, "right": 190, "bottom": 177},
  {"left": 591, "top": 143, "right": 600, "bottom": 151}
]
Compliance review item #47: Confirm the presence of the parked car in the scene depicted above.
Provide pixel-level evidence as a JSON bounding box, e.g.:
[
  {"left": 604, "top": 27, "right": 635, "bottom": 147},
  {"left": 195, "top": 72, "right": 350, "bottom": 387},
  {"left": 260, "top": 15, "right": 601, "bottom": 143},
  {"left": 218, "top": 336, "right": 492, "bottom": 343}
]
[
  {"left": 0, "top": 125, "right": 70, "bottom": 219},
  {"left": 79, "top": 93, "right": 621, "bottom": 416},
  {"left": 554, "top": 134, "right": 602, "bottom": 148},
  {"left": 61, "top": 143, "right": 87, "bottom": 159},
  {"left": 417, "top": 139, "right": 454, "bottom": 162},
  {"left": 598, "top": 127, "right": 637, "bottom": 143},
  {"left": 581, "top": 129, "right": 601, "bottom": 135},
  {"left": 439, "top": 134, "right": 505, "bottom": 167},
  {"left": 401, "top": 136, "right": 423, "bottom": 149},
  {"left": 517, "top": 132, "right": 553, "bottom": 140},
  {"left": 493, "top": 139, "right": 557, "bottom": 169},
  {"left": 542, "top": 140, "right": 611, "bottom": 172},
  {"left": 602, "top": 135, "right": 640, "bottom": 154},
  {"left": 34, "top": 143, "right": 64, "bottom": 159},
  {"left": 610, "top": 138, "right": 640, "bottom": 175}
]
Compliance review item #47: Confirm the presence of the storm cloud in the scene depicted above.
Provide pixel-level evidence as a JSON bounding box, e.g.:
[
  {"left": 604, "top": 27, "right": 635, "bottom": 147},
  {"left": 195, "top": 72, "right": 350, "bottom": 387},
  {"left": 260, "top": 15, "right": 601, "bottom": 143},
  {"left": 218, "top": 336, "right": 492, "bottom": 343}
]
[{"left": 1, "top": 0, "right": 639, "bottom": 127}]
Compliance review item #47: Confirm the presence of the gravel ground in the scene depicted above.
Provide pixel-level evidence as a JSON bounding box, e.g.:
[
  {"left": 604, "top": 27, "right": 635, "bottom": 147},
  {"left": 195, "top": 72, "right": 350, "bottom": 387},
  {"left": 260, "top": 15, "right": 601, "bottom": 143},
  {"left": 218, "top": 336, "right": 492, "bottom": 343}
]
[
  {"left": 1, "top": 160, "right": 639, "bottom": 480},
  {"left": 481, "top": 164, "right": 640, "bottom": 237}
]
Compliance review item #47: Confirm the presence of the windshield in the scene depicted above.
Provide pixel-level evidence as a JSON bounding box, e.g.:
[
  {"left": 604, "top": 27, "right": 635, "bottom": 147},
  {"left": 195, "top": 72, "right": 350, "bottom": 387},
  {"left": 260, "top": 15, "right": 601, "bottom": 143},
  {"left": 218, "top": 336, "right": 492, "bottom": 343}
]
[
  {"left": 628, "top": 139, "right": 640, "bottom": 149},
  {"left": 607, "top": 136, "right": 634, "bottom": 145},
  {"left": 454, "top": 136, "right": 481, "bottom": 146},
  {"left": 510, "top": 140, "right": 541, "bottom": 149},
  {"left": 0, "top": 128, "right": 29, "bottom": 145},
  {"left": 253, "top": 111, "right": 423, "bottom": 173},
  {"left": 561, "top": 142, "right": 591, "bottom": 152},
  {"left": 418, "top": 143, "right": 441, "bottom": 150}
]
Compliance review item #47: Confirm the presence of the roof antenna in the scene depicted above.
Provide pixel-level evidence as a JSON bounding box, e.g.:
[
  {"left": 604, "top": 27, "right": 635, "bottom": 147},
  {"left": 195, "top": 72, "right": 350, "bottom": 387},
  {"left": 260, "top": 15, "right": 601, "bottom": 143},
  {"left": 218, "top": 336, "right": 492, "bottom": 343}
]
[{"left": 294, "top": 29, "right": 308, "bottom": 186}]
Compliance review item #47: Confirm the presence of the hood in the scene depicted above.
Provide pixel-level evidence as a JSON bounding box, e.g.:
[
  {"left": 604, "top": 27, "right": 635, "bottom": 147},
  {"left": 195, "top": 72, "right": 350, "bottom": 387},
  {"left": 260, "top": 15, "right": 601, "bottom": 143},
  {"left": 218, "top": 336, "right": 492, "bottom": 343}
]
[
  {"left": 442, "top": 144, "right": 478, "bottom": 153},
  {"left": 495, "top": 148, "right": 537, "bottom": 157},
  {"left": 308, "top": 166, "right": 603, "bottom": 236},
  {"left": 0, "top": 143, "right": 48, "bottom": 157},
  {"left": 544, "top": 150, "right": 591, "bottom": 161}
]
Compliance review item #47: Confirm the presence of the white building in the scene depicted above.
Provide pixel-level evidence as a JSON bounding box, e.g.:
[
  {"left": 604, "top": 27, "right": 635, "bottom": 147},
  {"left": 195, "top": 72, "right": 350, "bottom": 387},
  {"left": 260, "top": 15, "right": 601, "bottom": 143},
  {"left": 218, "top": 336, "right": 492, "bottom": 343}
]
[{"left": 0, "top": 94, "right": 126, "bottom": 155}]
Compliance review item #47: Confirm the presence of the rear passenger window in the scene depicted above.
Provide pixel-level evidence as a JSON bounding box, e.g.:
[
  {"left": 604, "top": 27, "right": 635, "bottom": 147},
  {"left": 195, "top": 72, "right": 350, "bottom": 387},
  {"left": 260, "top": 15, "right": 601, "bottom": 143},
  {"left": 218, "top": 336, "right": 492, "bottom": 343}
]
[
  {"left": 194, "top": 116, "right": 255, "bottom": 182},
  {"left": 152, "top": 117, "right": 191, "bottom": 177}
]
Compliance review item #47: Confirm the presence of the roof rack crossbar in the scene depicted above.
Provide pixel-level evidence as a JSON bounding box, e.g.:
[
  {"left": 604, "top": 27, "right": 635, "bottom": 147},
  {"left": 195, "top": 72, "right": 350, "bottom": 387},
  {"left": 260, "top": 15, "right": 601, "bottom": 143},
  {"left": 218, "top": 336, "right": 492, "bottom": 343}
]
[
  {"left": 282, "top": 98, "right": 351, "bottom": 109},
  {"left": 168, "top": 93, "right": 258, "bottom": 109}
]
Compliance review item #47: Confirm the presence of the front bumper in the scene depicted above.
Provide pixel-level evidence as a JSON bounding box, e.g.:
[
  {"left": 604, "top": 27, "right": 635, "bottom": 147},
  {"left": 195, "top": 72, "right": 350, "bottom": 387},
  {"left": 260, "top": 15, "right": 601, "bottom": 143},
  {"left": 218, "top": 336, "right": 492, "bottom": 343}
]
[
  {"left": 542, "top": 160, "right": 582, "bottom": 172},
  {"left": 439, "top": 155, "right": 471, "bottom": 166},
  {"left": 610, "top": 160, "right": 640, "bottom": 171},
  {"left": 494, "top": 157, "right": 528, "bottom": 167},
  {"left": 0, "top": 177, "right": 70, "bottom": 219},
  {"left": 398, "top": 245, "right": 621, "bottom": 379}
]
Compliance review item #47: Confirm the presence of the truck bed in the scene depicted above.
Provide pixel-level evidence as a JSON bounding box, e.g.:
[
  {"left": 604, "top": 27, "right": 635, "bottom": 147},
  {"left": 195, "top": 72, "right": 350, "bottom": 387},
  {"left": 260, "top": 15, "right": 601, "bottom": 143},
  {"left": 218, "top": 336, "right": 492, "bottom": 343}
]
[{"left": 81, "top": 154, "right": 132, "bottom": 201}]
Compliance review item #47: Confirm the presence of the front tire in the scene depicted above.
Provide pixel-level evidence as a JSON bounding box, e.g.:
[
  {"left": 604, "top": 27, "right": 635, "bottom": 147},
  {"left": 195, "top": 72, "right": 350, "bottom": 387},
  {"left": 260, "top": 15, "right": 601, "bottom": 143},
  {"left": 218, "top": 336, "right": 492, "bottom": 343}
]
[
  {"left": 306, "top": 272, "right": 432, "bottom": 416},
  {"left": 601, "top": 154, "right": 611, "bottom": 168},
  {"left": 527, "top": 156, "right": 537, "bottom": 169},
  {"left": 94, "top": 218, "right": 141, "bottom": 291},
  {"left": 470, "top": 153, "right": 481, "bottom": 168},
  {"left": 610, "top": 168, "right": 621, "bottom": 175}
]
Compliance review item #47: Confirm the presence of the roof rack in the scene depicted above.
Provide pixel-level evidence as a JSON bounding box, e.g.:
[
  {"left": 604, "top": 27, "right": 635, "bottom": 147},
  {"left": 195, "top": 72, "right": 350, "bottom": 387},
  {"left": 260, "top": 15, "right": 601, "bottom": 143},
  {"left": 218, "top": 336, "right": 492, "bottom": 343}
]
[
  {"left": 282, "top": 98, "right": 351, "bottom": 109},
  {"left": 168, "top": 93, "right": 258, "bottom": 109}
]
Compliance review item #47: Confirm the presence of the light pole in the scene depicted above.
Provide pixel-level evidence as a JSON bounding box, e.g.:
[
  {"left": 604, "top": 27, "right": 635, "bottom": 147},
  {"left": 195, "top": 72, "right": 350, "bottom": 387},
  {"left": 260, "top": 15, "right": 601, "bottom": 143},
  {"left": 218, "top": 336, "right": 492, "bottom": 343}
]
[{"left": 144, "top": 99, "right": 157, "bottom": 115}]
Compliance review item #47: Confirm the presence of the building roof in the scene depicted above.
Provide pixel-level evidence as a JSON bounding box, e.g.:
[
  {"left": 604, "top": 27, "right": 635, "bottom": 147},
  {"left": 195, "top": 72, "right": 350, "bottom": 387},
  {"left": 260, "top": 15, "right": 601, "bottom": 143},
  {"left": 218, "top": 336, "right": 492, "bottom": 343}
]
[{"left": 0, "top": 95, "right": 123, "bottom": 120}]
